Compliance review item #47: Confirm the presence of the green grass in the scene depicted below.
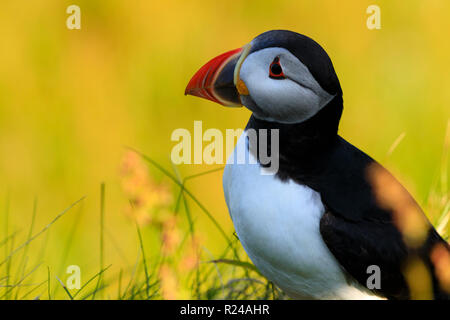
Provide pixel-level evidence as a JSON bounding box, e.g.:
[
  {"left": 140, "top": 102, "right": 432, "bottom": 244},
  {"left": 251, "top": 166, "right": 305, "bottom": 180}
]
[{"left": 0, "top": 153, "right": 283, "bottom": 300}]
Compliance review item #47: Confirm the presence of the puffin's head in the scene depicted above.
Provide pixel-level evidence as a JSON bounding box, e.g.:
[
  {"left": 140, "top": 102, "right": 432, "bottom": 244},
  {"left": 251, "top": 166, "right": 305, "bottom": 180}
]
[{"left": 185, "top": 30, "right": 342, "bottom": 124}]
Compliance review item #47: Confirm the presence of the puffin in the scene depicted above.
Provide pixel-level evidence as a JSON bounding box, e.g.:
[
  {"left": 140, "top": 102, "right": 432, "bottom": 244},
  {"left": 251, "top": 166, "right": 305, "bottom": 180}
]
[{"left": 185, "top": 30, "right": 450, "bottom": 300}]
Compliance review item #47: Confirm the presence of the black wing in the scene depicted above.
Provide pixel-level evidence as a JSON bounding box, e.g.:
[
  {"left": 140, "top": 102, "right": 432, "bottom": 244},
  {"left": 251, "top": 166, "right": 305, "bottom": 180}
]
[{"left": 313, "top": 137, "right": 449, "bottom": 300}]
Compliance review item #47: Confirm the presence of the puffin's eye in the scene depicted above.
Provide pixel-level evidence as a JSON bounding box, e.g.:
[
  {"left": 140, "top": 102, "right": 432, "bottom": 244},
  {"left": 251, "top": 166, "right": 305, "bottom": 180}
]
[{"left": 269, "top": 57, "right": 285, "bottom": 79}]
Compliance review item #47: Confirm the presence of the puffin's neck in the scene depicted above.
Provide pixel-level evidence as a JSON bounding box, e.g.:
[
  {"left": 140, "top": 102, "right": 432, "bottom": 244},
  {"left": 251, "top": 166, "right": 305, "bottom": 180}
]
[{"left": 245, "top": 95, "right": 343, "bottom": 179}]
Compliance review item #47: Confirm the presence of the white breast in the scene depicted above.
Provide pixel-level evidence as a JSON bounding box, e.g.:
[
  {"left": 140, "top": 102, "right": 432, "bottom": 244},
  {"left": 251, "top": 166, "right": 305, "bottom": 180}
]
[{"left": 223, "top": 131, "right": 379, "bottom": 299}]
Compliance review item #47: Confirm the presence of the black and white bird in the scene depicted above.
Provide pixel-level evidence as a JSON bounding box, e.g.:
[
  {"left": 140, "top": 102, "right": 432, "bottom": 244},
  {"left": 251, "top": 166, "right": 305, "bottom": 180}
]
[{"left": 185, "top": 30, "right": 450, "bottom": 300}]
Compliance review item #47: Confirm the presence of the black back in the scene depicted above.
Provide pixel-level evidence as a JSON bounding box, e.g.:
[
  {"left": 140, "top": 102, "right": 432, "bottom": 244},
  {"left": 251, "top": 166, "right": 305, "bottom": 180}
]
[{"left": 246, "top": 96, "right": 450, "bottom": 299}]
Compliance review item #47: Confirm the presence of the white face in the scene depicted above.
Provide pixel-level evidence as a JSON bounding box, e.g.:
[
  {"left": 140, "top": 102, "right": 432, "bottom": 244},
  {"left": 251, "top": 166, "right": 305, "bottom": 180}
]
[{"left": 238, "top": 47, "right": 334, "bottom": 123}]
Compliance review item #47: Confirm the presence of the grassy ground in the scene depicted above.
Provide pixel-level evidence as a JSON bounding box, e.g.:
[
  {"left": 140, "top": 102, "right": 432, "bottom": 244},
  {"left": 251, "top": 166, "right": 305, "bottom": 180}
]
[{"left": 0, "top": 151, "right": 291, "bottom": 300}]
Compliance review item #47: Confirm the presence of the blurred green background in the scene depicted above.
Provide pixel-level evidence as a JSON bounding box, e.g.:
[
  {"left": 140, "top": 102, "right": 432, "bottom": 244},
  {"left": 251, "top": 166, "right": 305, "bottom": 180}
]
[{"left": 0, "top": 0, "right": 448, "bottom": 299}]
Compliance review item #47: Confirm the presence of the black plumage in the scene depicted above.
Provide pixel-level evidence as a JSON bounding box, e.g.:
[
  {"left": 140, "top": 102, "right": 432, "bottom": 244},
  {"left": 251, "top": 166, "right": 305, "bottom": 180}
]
[
  {"left": 244, "top": 30, "right": 449, "bottom": 299},
  {"left": 247, "top": 92, "right": 450, "bottom": 300}
]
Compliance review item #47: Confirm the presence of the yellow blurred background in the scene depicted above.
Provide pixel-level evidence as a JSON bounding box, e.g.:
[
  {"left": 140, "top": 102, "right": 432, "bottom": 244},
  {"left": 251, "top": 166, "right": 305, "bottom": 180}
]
[{"left": 0, "top": 0, "right": 448, "bottom": 299}]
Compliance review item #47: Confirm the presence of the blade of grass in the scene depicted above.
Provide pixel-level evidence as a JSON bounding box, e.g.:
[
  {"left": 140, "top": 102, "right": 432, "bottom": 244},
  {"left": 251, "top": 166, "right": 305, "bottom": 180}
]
[
  {"left": 13, "top": 256, "right": 28, "bottom": 299},
  {"left": 93, "top": 183, "right": 105, "bottom": 300},
  {"left": 3, "top": 192, "right": 10, "bottom": 259},
  {"left": 117, "top": 269, "right": 123, "bottom": 298},
  {"left": 0, "top": 262, "right": 42, "bottom": 299},
  {"left": 128, "top": 148, "right": 232, "bottom": 246},
  {"left": 105, "top": 227, "right": 128, "bottom": 265},
  {"left": 14, "top": 198, "right": 37, "bottom": 299},
  {"left": 440, "top": 119, "right": 449, "bottom": 197},
  {"left": 201, "top": 246, "right": 225, "bottom": 299},
  {"left": 55, "top": 275, "right": 73, "bottom": 300},
  {"left": 72, "top": 264, "right": 112, "bottom": 299},
  {"left": 386, "top": 132, "right": 406, "bottom": 157},
  {"left": 47, "top": 266, "right": 51, "bottom": 300},
  {"left": 19, "top": 279, "right": 47, "bottom": 300},
  {"left": 3, "top": 192, "right": 10, "bottom": 298},
  {"left": 53, "top": 203, "right": 83, "bottom": 297},
  {"left": 0, "top": 230, "right": 20, "bottom": 249},
  {"left": 3, "top": 236, "right": 14, "bottom": 299},
  {"left": 183, "top": 166, "right": 224, "bottom": 182},
  {"left": 120, "top": 250, "right": 141, "bottom": 299},
  {"left": 80, "top": 283, "right": 108, "bottom": 300},
  {"left": 135, "top": 223, "right": 150, "bottom": 299},
  {"left": 172, "top": 164, "right": 195, "bottom": 236},
  {"left": 208, "top": 259, "right": 262, "bottom": 276},
  {"left": 0, "top": 196, "right": 85, "bottom": 268},
  {"left": 80, "top": 271, "right": 119, "bottom": 300}
]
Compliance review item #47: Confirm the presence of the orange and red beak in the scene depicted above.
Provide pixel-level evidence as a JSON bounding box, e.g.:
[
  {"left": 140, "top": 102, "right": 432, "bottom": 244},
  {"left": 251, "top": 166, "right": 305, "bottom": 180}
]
[{"left": 185, "top": 48, "right": 243, "bottom": 107}]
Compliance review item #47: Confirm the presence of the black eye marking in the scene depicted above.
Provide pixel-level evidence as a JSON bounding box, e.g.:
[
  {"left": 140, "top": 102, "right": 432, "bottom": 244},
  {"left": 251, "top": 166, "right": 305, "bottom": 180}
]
[{"left": 269, "top": 57, "right": 285, "bottom": 79}]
